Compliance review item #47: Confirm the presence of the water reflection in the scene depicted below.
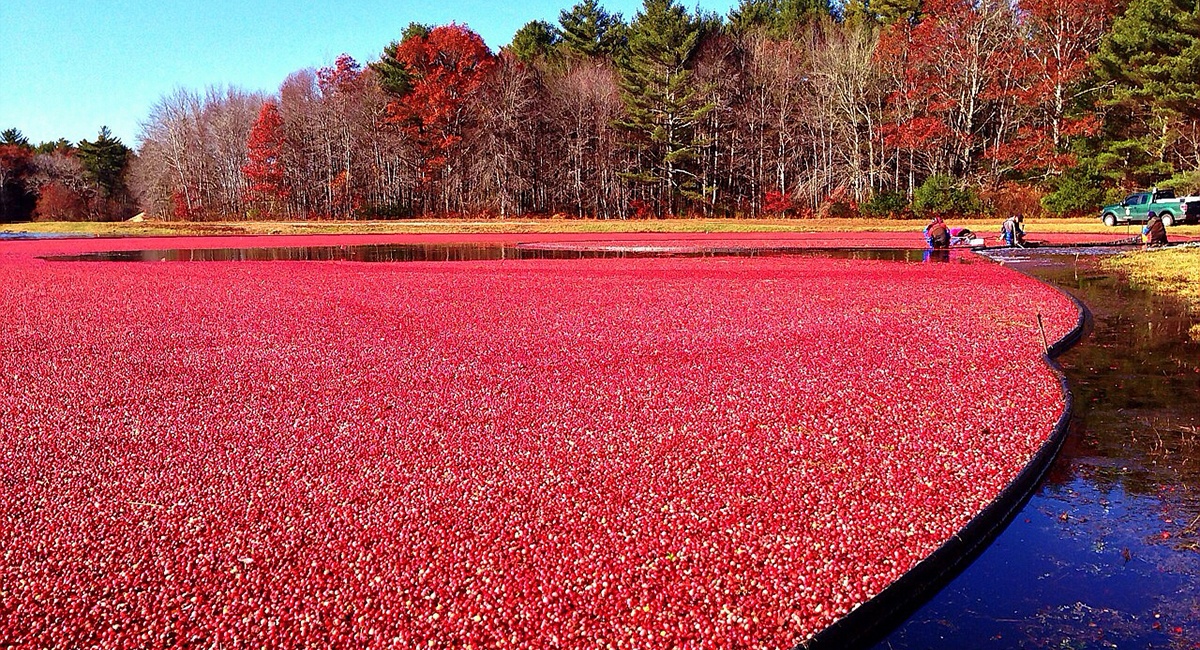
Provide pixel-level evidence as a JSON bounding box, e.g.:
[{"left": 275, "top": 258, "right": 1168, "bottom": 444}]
[
  {"left": 44, "top": 243, "right": 966, "bottom": 264},
  {"left": 876, "top": 252, "right": 1200, "bottom": 648},
  {"left": 923, "top": 249, "right": 951, "bottom": 264},
  {"left": 0, "top": 231, "right": 95, "bottom": 240}
]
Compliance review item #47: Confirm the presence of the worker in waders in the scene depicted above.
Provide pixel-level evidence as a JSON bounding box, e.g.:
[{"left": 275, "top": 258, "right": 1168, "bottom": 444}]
[
  {"left": 1143, "top": 211, "right": 1168, "bottom": 248},
  {"left": 1001, "top": 214, "right": 1026, "bottom": 247},
  {"left": 925, "top": 216, "right": 950, "bottom": 249}
]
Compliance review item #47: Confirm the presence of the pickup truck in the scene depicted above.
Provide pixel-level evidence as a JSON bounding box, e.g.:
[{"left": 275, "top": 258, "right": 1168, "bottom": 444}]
[{"left": 1100, "top": 188, "right": 1200, "bottom": 227}]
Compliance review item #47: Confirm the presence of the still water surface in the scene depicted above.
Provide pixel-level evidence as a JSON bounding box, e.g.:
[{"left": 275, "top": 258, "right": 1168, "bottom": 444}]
[
  {"left": 877, "top": 251, "right": 1200, "bottom": 648},
  {"left": 44, "top": 242, "right": 965, "bottom": 263}
]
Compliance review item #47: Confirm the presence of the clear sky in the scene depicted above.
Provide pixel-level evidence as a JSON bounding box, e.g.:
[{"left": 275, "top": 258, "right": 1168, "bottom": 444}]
[{"left": 0, "top": 0, "right": 740, "bottom": 149}]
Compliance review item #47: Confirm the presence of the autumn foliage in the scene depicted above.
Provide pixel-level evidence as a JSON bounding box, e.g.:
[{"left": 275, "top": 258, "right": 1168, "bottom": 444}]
[
  {"left": 242, "top": 101, "right": 289, "bottom": 209},
  {"left": 876, "top": 0, "right": 1116, "bottom": 178},
  {"left": 32, "top": 181, "right": 87, "bottom": 221},
  {"left": 112, "top": 0, "right": 1146, "bottom": 221},
  {"left": 386, "top": 25, "right": 497, "bottom": 180}
]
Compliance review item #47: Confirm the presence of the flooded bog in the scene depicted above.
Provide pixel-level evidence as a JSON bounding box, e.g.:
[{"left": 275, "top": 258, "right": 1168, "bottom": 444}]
[{"left": 877, "top": 252, "right": 1200, "bottom": 648}]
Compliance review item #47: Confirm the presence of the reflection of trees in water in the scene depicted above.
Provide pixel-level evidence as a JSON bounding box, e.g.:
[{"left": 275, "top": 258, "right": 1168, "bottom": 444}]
[
  {"left": 1035, "top": 257, "right": 1200, "bottom": 517},
  {"left": 869, "top": 252, "right": 1200, "bottom": 649},
  {"left": 48, "top": 245, "right": 951, "bottom": 264}
]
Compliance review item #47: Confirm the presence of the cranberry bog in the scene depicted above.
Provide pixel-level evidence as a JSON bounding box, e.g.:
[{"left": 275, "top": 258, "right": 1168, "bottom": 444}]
[{"left": 1, "top": 235, "right": 1080, "bottom": 648}]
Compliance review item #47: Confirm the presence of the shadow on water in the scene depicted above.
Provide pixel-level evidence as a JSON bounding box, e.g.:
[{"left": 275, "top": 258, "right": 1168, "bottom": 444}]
[
  {"left": 42, "top": 243, "right": 970, "bottom": 264},
  {"left": 876, "top": 250, "right": 1200, "bottom": 649}
]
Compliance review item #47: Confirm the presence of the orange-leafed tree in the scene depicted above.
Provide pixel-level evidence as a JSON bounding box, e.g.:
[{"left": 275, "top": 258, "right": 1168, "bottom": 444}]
[
  {"left": 385, "top": 24, "right": 496, "bottom": 193},
  {"left": 878, "top": 0, "right": 1021, "bottom": 178},
  {"left": 242, "top": 100, "right": 289, "bottom": 215},
  {"left": 33, "top": 181, "right": 88, "bottom": 221},
  {"left": 996, "top": 0, "right": 1119, "bottom": 173}
]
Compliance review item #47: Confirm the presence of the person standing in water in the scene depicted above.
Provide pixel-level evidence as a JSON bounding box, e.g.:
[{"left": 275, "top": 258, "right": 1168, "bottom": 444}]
[{"left": 1001, "top": 214, "right": 1025, "bottom": 247}]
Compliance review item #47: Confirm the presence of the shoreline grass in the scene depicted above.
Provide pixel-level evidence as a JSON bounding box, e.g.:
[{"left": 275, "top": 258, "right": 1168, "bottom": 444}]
[{"left": 1103, "top": 246, "right": 1200, "bottom": 339}]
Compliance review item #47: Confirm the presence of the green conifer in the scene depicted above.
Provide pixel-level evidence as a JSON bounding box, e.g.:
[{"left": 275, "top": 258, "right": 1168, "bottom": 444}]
[
  {"left": 1, "top": 128, "right": 31, "bottom": 149},
  {"left": 616, "top": 0, "right": 715, "bottom": 214},
  {"left": 76, "top": 127, "right": 130, "bottom": 198},
  {"left": 728, "top": 0, "right": 833, "bottom": 35},
  {"left": 510, "top": 20, "right": 562, "bottom": 63},
  {"left": 1093, "top": 0, "right": 1200, "bottom": 185},
  {"left": 559, "top": 0, "right": 629, "bottom": 58}
]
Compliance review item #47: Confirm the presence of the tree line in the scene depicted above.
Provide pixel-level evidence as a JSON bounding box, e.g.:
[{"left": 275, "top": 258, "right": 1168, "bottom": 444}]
[
  {"left": 3, "top": 0, "right": 1199, "bottom": 223},
  {"left": 0, "top": 127, "right": 135, "bottom": 222}
]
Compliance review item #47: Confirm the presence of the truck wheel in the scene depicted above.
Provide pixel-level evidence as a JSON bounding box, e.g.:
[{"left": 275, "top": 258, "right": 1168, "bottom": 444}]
[
  {"left": 1161, "top": 212, "right": 1175, "bottom": 227},
  {"left": 1103, "top": 213, "right": 1116, "bottom": 227}
]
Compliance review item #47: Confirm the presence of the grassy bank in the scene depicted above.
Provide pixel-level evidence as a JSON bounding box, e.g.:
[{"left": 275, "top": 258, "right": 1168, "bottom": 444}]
[
  {"left": 6, "top": 217, "right": 1200, "bottom": 237},
  {"left": 1103, "top": 246, "right": 1200, "bottom": 339}
]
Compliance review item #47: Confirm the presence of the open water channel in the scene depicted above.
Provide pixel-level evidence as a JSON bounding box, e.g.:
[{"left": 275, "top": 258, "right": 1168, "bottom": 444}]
[
  {"left": 46, "top": 242, "right": 1200, "bottom": 647},
  {"left": 46, "top": 242, "right": 955, "bottom": 263},
  {"left": 876, "top": 249, "right": 1200, "bottom": 649}
]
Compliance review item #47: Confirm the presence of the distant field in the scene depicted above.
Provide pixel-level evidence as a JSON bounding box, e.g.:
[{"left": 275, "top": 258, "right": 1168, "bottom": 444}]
[{"left": 6, "top": 217, "right": 1200, "bottom": 238}]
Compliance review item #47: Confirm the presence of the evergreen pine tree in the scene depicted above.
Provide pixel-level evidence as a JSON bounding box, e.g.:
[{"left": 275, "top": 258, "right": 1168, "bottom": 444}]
[
  {"left": 728, "top": 0, "right": 831, "bottom": 35},
  {"left": 511, "top": 20, "right": 562, "bottom": 62},
  {"left": 616, "top": 0, "right": 714, "bottom": 214},
  {"left": 1093, "top": 0, "right": 1200, "bottom": 186},
  {"left": 370, "top": 41, "right": 415, "bottom": 96},
  {"left": 369, "top": 23, "right": 434, "bottom": 97},
  {"left": 1, "top": 129, "right": 31, "bottom": 149},
  {"left": 35, "top": 139, "right": 74, "bottom": 155},
  {"left": 402, "top": 22, "right": 432, "bottom": 42},
  {"left": 839, "top": 0, "right": 920, "bottom": 27},
  {"left": 1097, "top": 0, "right": 1200, "bottom": 115},
  {"left": 76, "top": 127, "right": 131, "bottom": 199},
  {"left": 872, "top": 0, "right": 920, "bottom": 24},
  {"left": 559, "top": 0, "right": 629, "bottom": 58}
]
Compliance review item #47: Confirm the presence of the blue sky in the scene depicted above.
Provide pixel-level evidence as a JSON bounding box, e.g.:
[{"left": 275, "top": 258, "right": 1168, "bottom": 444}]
[{"left": 0, "top": 0, "right": 740, "bottom": 149}]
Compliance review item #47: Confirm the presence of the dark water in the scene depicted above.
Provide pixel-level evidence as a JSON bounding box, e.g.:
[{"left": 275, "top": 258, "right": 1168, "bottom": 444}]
[
  {"left": 0, "top": 231, "right": 94, "bottom": 240},
  {"left": 43, "top": 243, "right": 969, "bottom": 264},
  {"left": 876, "top": 251, "right": 1200, "bottom": 649}
]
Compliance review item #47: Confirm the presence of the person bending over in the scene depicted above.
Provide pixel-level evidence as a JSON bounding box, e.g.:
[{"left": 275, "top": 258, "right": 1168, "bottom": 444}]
[
  {"left": 925, "top": 216, "right": 951, "bottom": 249},
  {"left": 1001, "top": 214, "right": 1026, "bottom": 247},
  {"left": 1143, "top": 211, "right": 1168, "bottom": 248}
]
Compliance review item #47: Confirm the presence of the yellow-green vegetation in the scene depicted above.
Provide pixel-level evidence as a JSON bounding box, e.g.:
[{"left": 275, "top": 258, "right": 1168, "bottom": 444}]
[
  {"left": 7, "top": 217, "right": 1198, "bottom": 237},
  {"left": 1104, "top": 246, "right": 1200, "bottom": 340}
]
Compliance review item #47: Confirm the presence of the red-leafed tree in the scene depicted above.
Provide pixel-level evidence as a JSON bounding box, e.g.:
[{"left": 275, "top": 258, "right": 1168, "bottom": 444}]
[
  {"left": 385, "top": 24, "right": 497, "bottom": 199},
  {"left": 996, "top": 0, "right": 1118, "bottom": 173},
  {"left": 876, "top": 23, "right": 947, "bottom": 192},
  {"left": 242, "top": 100, "right": 290, "bottom": 215},
  {"left": 877, "top": 0, "right": 1020, "bottom": 180},
  {"left": 315, "top": 54, "right": 371, "bottom": 218},
  {"left": 318, "top": 53, "right": 366, "bottom": 97},
  {"left": 762, "top": 189, "right": 795, "bottom": 217},
  {"left": 33, "top": 181, "right": 88, "bottom": 221}
]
